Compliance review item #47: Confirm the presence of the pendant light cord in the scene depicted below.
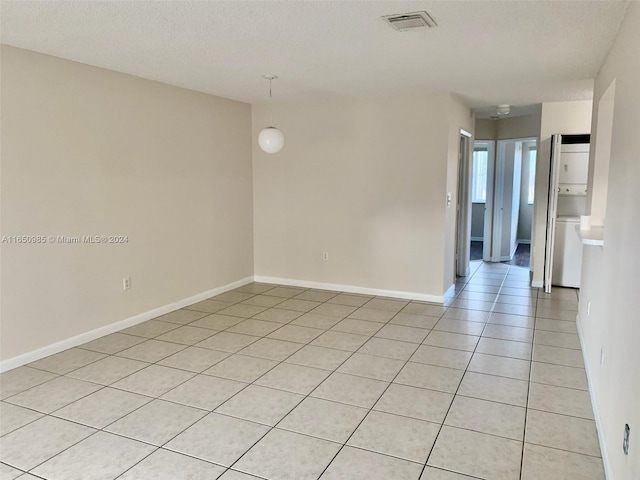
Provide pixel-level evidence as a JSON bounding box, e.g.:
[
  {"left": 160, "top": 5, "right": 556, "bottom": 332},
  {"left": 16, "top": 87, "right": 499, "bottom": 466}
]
[
  {"left": 269, "top": 77, "right": 273, "bottom": 126},
  {"left": 262, "top": 75, "right": 278, "bottom": 127}
]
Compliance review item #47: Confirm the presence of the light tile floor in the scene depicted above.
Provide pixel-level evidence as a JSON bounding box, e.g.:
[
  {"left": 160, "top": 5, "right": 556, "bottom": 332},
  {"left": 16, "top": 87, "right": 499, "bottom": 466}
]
[{"left": 0, "top": 261, "right": 605, "bottom": 479}]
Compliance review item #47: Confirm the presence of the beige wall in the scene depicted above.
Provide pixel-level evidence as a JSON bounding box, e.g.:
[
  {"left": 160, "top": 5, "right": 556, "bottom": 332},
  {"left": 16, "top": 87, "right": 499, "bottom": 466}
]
[
  {"left": 496, "top": 112, "right": 541, "bottom": 140},
  {"left": 530, "top": 100, "right": 592, "bottom": 285},
  {"left": 1, "top": 46, "right": 254, "bottom": 362},
  {"left": 578, "top": 3, "right": 640, "bottom": 479},
  {"left": 444, "top": 95, "right": 475, "bottom": 290},
  {"left": 587, "top": 80, "right": 615, "bottom": 226},
  {"left": 475, "top": 112, "right": 541, "bottom": 141},
  {"left": 475, "top": 119, "right": 497, "bottom": 140},
  {"left": 252, "top": 93, "right": 470, "bottom": 300}
]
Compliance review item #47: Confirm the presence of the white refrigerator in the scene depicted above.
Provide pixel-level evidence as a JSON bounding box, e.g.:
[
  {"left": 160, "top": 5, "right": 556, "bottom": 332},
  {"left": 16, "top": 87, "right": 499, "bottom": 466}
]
[{"left": 544, "top": 134, "right": 590, "bottom": 292}]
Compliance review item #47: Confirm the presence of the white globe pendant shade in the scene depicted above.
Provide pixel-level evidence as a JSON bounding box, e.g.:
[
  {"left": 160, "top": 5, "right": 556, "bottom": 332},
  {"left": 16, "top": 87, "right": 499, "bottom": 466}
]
[{"left": 258, "top": 127, "right": 285, "bottom": 154}]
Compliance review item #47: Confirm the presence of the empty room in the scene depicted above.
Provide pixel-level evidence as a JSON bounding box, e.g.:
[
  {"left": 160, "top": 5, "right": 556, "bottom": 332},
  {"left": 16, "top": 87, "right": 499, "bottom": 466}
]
[{"left": 1, "top": 1, "right": 639, "bottom": 479}]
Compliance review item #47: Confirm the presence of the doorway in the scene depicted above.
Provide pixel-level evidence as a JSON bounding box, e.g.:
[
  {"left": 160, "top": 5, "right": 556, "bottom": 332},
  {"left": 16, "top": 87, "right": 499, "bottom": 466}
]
[
  {"left": 468, "top": 137, "right": 537, "bottom": 269},
  {"left": 469, "top": 141, "right": 495, "bottom": 262},
  {"left": 455, "top": 130, "right": 472, "bottom": 278}
]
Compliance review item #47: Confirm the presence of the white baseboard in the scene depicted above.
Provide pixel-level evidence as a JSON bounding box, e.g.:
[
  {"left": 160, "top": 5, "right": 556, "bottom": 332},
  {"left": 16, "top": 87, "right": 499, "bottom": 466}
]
[
  {"left": 254, "top": 276, "right": 444, "bottom": 304},
  {"left": 576, "top": 313, "right": 613, "bottom": 480},
  {"left": 470, "top": 237, "right": 484, "bottom": 242},
  {"left": 517, "top": 239, "right": 531, "bottom": 245},
  {"left": 0, "top": 276, "right": 254, "bottom": 373},
  {"left": 443, "top": 284, "right": 456, "bottom": 301},
  {"left": 531, "top": 280, "right": 543, "bottom": 288}
]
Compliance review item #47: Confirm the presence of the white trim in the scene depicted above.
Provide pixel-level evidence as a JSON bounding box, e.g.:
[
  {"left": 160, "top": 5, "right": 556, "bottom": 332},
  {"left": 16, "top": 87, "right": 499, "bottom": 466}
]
[
  {"left": 531, "top": 280, "right": 543, "bottom": 288},
  {"left": 254, "top": 276, "right": 444, "bottom": 304},
  {"left": 482, "top": 140, "right": 496, "bottom": 262},
  {"left": 510, "top": 240, "right": 519, "bottom": 260},
  {"left": 470, "top": 236, "right": 484, "bottom": 242},
  {"left": 460, "top": 128, "right": 472, "bottom": 138},
  {"left": 576, "top": 313, "right": 613, "bottom": 480},
  {"left": 492, "top": 141, "right": 507, "bottom": 261},
  {"left": 443, "top": 283, "right": 456, "bottom": 301},
  {"left": 0, "top": 276, "right": 254, "bottom": 373},
  {"left": 456, "top": 133, "right": 472, "bottom": 278}
]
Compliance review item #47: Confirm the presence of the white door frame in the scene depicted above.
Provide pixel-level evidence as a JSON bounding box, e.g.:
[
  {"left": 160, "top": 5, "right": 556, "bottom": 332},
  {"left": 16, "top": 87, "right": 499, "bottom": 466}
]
[
  {"left": 491, "top": 141, "right": 507, "bottom": 261},
  {"left": 480, "top": 141, "right": 496, "bottom": 261},
  {"left": 491, "top": 137, "right": 538, "bottom": 263},
  {"left": 544, "top": 134, "right": 563, "bottom": 293},
  {"left": 456, "top": 130, "right": 472, "bottom": 277}
]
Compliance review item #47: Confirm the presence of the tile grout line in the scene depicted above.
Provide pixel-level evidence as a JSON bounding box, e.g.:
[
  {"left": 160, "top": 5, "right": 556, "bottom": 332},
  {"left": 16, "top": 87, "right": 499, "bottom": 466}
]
[
  {"left": 3, "top": 274, "right": 591, "bottom": 479},
  {"left": 0, "top": 288, "right": 274, "bottom": 477},
  {"left": 417, "top": 262, "right": 515, "bottom": 479},
  {"left": 310, "top": 307, "right": 449, "bottom": 479},
  {"left": 518, "top": 265, "right": 539, "bottom": 480},
  {"left": 157, "top": 287, "right": 415, "bottom": 478},
  {"left": 224, "top": 299, "right": 426, "bottom": 478},
  {"left": 82, "top": 285, "right": 305, "bottom": 480}
]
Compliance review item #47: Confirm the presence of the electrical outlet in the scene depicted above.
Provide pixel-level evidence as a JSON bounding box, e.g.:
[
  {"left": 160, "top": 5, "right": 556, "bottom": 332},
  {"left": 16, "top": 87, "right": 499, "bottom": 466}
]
[
  {"left": 123, "top": 277, "right": 131, "bottom": 291},
  {"left": 322, "top": 252, "right": 329, "bottom": 261},
  {"left": 587, "top": 301, "right": 591, "bottom": 316},
  {"left": 623, "top": 424, "right": 630, "bottom": 455},
  {"left": 600, "top": 346, "right": 605, "bottom": 367},
  {"left": 446, "top": 192, "right": 452, "bottom": 207}
]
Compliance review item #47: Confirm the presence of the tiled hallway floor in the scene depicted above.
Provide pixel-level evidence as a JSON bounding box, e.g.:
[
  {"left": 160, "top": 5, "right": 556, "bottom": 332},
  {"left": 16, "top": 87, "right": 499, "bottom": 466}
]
[{"left": 0, "top": 262, "right": 605, "bottom": 479}]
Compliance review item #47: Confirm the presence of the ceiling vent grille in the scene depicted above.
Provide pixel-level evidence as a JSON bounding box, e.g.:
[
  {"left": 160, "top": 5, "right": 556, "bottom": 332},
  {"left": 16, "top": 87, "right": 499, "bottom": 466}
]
[{"left": 382, "top": 11, "right": 437, "bottom": 32}]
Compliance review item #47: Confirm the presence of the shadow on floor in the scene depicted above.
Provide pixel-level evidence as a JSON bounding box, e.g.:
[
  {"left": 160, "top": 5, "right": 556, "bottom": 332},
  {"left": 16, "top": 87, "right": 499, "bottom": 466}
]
[{"left": 469, "top": 241, "right": 530, "bottom": 268}]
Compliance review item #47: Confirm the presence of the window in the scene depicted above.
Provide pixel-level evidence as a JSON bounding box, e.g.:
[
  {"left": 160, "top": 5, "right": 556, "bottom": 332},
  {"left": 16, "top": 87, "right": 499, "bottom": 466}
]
[
  {"left": 472, "top": 147, "right": 488, "bottom": 203},
  {"left": 527, "top": 148, "right": 537, "bottom": 204}
]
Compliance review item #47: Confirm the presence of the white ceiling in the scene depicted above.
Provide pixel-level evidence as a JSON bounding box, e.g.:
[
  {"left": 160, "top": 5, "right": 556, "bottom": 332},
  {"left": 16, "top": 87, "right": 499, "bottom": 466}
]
[{"left": 0, "top": 1, "right": 629, "bottom": 108}]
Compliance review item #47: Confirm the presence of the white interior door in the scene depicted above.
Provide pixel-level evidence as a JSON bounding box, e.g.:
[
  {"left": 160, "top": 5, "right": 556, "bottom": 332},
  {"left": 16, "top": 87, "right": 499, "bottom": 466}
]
[
  {"left": 482, "top": 141, "right": 496, "bottom": 261},
  {"left": 508, "top": 143, "right": 522, "bottom": 259},
  {"left": 491, "top": 141, "right": 507, "bottom": 261},
  {"left": 544, "top": 134, "right": 562, "bottom": 293},
  {"left": 456, "top": 132, "right": 472, "bottom": 277}
]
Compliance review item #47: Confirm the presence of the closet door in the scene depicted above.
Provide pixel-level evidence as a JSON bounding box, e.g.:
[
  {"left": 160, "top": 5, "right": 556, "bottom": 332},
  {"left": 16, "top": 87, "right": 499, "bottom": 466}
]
[{"left": 544, "top": 134, "right": 562, "bottom": 293}]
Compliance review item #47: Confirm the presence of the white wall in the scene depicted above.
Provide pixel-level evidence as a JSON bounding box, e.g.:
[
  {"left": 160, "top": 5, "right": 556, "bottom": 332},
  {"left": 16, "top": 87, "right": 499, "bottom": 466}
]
[
  {"left": 531, "top": 100, "right": 592, "bottom": 286},
  {"left": 1, "top": 46, "right": 254, "bottom": 362},
  {"left": 577, "top": 3, "right": 640, "bottom": 479},
  {"left": 252, "top": 93, "right": 471, "bottom": 301}
]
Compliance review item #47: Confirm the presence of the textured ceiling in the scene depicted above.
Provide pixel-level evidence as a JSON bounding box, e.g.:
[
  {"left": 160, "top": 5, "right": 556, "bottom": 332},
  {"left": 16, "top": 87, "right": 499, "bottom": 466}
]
[{"left": 0, "top": 1, "right": 629, "bottom": 108}]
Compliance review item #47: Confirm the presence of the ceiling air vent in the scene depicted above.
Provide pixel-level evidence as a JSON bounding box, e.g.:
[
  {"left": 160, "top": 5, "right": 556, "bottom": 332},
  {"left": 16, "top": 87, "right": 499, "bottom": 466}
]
[{"left": 382, "top": 11, "right": 437, "bottom": 32}]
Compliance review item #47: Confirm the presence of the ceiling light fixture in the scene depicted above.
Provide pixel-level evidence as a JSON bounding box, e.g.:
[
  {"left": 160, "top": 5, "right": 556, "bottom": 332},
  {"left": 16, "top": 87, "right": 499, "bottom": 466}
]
[
  {"left": 496, "top": 104, "right": 511, "bottom": 116},
  {"left": 258, "top": 75, "right": 284, "bottom": 154}
]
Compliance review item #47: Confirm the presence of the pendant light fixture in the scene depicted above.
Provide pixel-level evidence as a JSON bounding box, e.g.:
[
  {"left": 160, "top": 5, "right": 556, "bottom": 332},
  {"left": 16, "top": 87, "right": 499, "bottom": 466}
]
[
  {"left": 258, "top": 75, "right": 285, "bottom": 154},
  {"left": 496, "top": 104, "right": 511, "bottom": 116}
]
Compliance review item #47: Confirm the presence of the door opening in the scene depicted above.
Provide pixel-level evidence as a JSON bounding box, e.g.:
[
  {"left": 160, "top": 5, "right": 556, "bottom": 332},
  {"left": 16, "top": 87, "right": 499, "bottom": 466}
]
[
  {"left": 470, "top": 140, "right": 495, "bottom": 262},
  {"left": 471, "top": 137, "right": 536, "bottom": 268},
  {"left": 455, "top": 131, "right": 472, "bottom": 279}
]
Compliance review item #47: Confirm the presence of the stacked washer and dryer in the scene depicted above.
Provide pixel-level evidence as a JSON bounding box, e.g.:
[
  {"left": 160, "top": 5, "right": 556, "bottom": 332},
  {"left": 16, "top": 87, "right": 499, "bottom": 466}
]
[{"left": 544, "top": 134, "right": 590, "bottom": 291}]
